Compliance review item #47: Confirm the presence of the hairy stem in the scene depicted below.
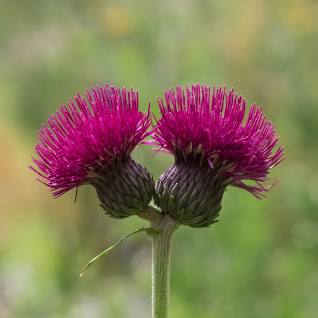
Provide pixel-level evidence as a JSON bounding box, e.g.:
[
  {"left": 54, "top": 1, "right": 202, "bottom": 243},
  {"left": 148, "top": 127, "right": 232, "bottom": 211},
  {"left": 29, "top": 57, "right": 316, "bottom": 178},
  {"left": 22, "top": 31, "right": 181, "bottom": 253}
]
[{"left": 151, "top": 215, "right": 179, "bottom": 318}]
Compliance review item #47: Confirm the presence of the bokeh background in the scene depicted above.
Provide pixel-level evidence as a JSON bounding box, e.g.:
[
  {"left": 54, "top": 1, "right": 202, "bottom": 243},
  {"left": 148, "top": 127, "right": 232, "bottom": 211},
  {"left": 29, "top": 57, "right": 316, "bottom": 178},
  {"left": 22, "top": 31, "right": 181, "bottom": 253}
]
[{"left": 1, "top": 0, "right": 318, "bottom": 317}]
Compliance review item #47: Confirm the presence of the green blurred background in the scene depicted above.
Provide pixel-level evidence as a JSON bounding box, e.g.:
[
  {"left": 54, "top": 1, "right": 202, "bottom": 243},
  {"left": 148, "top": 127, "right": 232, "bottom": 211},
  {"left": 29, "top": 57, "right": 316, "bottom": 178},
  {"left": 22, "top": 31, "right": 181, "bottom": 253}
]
[{"left": 1, "top": 0, "right": 317, "bottom": 317}]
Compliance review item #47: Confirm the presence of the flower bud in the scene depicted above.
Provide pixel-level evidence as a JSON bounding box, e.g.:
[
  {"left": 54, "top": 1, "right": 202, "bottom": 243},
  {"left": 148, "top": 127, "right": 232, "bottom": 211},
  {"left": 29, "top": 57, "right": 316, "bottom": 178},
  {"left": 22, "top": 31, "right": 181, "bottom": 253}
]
[
  {"left": 91, "top": 158, "right": 154, "bottom": 218},
  {"left": 155, "top": 162, "right": 228, "bottom": 227}
]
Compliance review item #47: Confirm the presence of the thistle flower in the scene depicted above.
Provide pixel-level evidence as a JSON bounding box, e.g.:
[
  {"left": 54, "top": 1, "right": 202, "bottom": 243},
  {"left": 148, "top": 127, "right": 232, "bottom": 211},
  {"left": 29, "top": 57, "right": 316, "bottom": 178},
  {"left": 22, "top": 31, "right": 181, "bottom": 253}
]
[
  {"left": 152, "top": 84, "right": 284, "bottom": 227},
  {"left": 30, "top": 84, "right": 154, "bottom": 218}
]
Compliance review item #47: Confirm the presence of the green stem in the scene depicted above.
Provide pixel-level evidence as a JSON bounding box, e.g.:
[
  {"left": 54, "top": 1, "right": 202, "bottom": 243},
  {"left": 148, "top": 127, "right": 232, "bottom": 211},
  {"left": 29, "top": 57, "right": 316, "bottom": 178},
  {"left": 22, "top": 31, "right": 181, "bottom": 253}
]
[{"left": 151, "top": 215, "right": 179, "bottom": 318}]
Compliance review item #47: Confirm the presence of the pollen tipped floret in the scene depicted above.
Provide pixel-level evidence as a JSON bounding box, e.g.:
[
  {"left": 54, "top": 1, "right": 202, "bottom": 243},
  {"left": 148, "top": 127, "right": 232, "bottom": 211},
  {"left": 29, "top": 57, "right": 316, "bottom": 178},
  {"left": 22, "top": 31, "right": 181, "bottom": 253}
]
[
  {"left": 31, "top": 84, "right": 152, "bottom": 200},
  {"left": 152, "top": 84, "right": 284, "bottom": 227},
  {"left": 153, "top": 84, "right": 284, "bottom": 197}
]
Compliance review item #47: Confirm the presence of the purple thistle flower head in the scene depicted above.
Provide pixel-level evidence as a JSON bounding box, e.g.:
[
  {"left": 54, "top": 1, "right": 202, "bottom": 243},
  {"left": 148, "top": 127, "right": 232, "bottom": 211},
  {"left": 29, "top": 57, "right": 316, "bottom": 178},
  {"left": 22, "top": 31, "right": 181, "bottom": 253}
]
[
  {"left": 152, "top": 84, "right": 284, "bottom": 227},
  {"left": 31, "top": 84, "right": 154, "bottom": 218}
]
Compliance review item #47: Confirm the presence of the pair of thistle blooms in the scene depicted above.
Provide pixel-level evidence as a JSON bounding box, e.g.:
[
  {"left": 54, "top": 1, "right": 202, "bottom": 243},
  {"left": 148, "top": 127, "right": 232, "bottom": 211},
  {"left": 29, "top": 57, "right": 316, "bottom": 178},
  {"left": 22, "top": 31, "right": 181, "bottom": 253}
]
[{"left": 31, "top": 83, "right": 284, "bottom": 228}]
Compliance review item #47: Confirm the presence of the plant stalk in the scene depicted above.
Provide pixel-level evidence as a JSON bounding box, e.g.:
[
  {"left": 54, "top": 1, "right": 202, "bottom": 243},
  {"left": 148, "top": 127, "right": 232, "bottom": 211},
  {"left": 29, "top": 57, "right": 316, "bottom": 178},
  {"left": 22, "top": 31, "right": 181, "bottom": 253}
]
[{"left": 151, "top": 215, "right": 179, "bottom": 318}]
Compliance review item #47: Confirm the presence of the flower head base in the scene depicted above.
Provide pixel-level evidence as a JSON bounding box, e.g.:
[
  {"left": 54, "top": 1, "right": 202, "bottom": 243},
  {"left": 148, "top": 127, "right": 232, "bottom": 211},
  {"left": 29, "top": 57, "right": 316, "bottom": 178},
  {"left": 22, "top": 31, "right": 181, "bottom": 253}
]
[
  {"left": 91, "top": 157, "right": 154, "bottom": 218},
  {"left": 31, "top": 84, "right": 154, "bottom": 218},
  {"left": 155, "top": 162, "right": 226, "bottom": 227},
  {"left": 152, "top": 84, "right": 284, "bottom": 227}
]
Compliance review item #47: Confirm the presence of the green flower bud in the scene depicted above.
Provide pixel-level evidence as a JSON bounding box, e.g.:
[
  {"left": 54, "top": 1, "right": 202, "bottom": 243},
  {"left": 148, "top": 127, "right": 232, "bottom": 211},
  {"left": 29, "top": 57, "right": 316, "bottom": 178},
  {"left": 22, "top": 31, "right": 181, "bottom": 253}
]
[
  {"left": 154, "top": 162, "right": 228, "bottom": 227},
  {"left": 91, "top": 158, "right": 154, "bottom": 218}
]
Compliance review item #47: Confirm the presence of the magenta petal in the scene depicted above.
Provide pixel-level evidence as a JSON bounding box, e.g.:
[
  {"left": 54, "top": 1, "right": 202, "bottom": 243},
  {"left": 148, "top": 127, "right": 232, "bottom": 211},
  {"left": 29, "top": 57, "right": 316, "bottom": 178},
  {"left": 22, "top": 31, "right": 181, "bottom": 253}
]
[
  {"left": 151, "top": 83, "right": 285, "bottom": 197},
  {"left": 31, "top": 84, "right": 151, "bottom": 197}
]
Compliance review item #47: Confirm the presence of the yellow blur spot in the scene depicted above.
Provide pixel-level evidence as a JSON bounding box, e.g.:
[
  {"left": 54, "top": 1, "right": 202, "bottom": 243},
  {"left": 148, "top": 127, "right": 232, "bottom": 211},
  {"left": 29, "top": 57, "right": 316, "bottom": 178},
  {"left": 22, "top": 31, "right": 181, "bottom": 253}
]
[
  {"left": 100, "top": 5, "right": 133, "bottom": 38},
  {"left": 286, "top": 3, "right": 318, "bottom": 35}
]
